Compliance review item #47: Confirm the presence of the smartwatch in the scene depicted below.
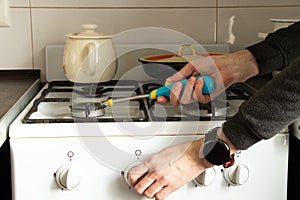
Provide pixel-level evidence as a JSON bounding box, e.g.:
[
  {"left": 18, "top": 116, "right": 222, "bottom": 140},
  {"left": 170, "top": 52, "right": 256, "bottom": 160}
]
[{"left": 202, "top": 127, "right": 231, "bottom": 165}]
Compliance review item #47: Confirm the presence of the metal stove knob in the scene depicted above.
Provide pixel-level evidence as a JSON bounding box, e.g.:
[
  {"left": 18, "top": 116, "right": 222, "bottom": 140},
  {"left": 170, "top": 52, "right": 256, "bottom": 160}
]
[
  {"left": 223, "top": 164, "right": 249, "bottom": 186},
  {"left": 55, "top": 164, "right": 81, "bottom": 190},
  {"left": 193, "top": 167, "right": 216, "bottom": 186}
]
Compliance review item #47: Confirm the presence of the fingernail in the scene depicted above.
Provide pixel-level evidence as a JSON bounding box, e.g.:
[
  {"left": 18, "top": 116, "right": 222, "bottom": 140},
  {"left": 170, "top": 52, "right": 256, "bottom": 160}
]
[
  {"left": 189, "top": 76, "right": 196, "bottom": 84},
  {"left": 196, "top": 77, "right": 203, "bottom": 84}
]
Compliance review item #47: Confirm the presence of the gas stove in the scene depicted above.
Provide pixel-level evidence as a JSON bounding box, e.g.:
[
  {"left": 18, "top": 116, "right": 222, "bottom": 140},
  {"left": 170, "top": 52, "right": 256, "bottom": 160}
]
[
  {"left": 8, "top": 43, "right": 289, "bottom": 200},
  {"left": 9, "top": 78, "right": 289, "bottom": 200}
]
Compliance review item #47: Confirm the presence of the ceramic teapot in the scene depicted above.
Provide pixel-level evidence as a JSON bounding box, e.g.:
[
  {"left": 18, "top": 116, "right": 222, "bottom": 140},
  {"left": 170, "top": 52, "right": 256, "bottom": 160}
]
[{"left": 63, "top": 24, "right": 117, "bottom": 83}]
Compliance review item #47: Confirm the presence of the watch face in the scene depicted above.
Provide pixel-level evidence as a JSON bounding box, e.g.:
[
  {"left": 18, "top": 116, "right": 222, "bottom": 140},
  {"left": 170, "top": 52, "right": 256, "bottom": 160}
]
[{"left": 203, "top": 139, "right": 231, "bottom": 165}]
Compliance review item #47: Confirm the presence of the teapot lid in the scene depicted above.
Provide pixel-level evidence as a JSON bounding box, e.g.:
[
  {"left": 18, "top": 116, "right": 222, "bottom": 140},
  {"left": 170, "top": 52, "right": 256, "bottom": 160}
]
[{"left": 66, "top": 24, "right": 112, "bottom": 39}]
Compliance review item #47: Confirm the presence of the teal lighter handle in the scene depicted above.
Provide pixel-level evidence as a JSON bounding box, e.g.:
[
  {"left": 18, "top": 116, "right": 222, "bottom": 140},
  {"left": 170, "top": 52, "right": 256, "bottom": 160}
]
[{"left": 148, "top": 76, "right": 215, "bottom": 100}]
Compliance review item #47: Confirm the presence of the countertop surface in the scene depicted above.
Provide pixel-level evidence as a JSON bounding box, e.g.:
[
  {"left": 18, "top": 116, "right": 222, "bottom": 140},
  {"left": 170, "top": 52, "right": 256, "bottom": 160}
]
[
  {"left": 0, "top": 70, "right": 40, "bottom": 146},
  {"left": 0, "top": 70, "right": 40, "bottom": 119},
  {"left": 0, "top": 78, "right": 38, "bottom": 119}
]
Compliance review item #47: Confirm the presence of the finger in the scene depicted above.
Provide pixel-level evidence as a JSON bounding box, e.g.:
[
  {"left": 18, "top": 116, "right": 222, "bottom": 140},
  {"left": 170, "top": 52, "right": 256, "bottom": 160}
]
[
  {"left": 128, "top": 164, "right": 149, "bottom": 186},
  {"left": 166, "top": 62, "right": 196, "bottom": 83},
  {"left": 143, "top": 181, "right": 165, "bottom": 199},
  {"left": 155, "top": 186, "right": 174, "bottom": 200},
  {"left": 180, "top": 76, "right": 196, "bottom": 104},
  {"left": 134, "top": 174, "right": 156, "bottom": 195},
  {"left": 157, "top": 96, "right": 169, "bottom": 104},
  {"left": 169, "top": 82, "right": 182, "bottom": 106},
  {"left": 194, "top": 78, "right": 211, "bottom": 104}
]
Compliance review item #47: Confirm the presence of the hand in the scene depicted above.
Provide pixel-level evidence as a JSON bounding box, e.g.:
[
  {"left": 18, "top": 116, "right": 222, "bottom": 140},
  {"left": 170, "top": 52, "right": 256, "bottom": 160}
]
[
  {"left": 157, "top": 50, "right": 259, "bottom": 106},
  {"left": 127, "top": 128, "right": 239, "bottom": 200},
  {"left": 127, "top": 138, "right": 212, "bottom": 200}
]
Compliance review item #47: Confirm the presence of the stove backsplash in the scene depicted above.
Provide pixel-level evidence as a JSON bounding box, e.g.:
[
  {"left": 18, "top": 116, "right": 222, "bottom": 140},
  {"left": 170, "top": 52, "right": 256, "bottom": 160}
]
[{"left": 45, "top": 44, "right": 230, "bottom": 82}]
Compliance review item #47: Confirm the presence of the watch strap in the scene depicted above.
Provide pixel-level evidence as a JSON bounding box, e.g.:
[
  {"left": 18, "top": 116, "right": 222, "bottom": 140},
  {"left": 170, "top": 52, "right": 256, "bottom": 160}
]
[{"left": 204, "top": 127, "right": 220, "bottom": 142}]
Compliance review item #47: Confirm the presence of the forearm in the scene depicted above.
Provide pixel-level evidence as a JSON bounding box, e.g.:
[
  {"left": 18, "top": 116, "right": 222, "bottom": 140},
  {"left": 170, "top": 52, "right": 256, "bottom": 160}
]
[
  {"left": 222, "top": 56, "right": 300, "bottom": 150},
  {"left": 229, "top": 49, "right": 259, "bottom": 82},
  {"left": 219, "top": 22, "right": 300, "bottom": 84}
]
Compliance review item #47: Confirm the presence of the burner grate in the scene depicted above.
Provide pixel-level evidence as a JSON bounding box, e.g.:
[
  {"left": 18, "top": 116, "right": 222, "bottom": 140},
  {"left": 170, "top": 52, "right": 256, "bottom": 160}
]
[
  {"left": 22, "top": 80, "right": 149, "bottom": 123},
  {"left": 144, "top": 82, "right": 257, "bottom": 121}
]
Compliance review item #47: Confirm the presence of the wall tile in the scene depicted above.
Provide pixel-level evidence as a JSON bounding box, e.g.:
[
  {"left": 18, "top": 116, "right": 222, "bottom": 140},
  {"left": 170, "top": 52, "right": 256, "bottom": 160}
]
[
  {"left": 3, "top": 0, "right": 300, "bottom": 80},
  {"left": 217, "top": 7, "right": 300, "bottom": 52},
  {"left": 31, "top": 8, "right": 216, "bottom": 81},
  {"left": 10, "top": 0, "right": 29, "bottom": 7},
  {"left": 219, "top": 0, "right": 300, "bottom": 6},
  {"left": 0, "top": 8, "right": 32, "bottom": 69},
  {"left": 30, "top": 0, "right": 216, "bottom": 7}
]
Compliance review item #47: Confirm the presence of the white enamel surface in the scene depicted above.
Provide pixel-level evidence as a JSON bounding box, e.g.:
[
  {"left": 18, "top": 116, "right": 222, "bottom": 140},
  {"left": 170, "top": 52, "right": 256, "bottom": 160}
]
[{"left": 10, "top": 134, "right": 289, "bottom": 200}]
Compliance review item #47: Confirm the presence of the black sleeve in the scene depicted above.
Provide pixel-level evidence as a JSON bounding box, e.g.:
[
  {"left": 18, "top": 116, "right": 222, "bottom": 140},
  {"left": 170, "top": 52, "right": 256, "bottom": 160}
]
[
  {"left": 246, "top": 21, "right": 300, "bottom": 75},
  {"left": 222, "top": 56, "right": 300, "bottom": 150}
]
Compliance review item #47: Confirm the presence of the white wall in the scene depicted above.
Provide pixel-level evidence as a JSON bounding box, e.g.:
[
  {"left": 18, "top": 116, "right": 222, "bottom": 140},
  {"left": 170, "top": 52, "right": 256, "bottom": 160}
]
[{"left": 1, "top": 0, "right": 300, "bottom": 81}]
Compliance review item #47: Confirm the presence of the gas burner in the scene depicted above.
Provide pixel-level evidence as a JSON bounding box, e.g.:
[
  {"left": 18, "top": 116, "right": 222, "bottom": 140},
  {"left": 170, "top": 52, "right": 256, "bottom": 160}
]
[
  {"left": 70, "top": 102, "right": 106, "bottom": 118},
  {"left": 72, "top": 85, "right": 114, "bottom": 98},
  {"left": 182, "top": 101, "right": 229, "bottom": 117}
]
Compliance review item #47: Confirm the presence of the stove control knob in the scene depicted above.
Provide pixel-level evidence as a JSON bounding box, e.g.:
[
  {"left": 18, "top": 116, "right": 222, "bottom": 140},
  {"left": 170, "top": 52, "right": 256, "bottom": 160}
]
[
  {"left": 223, "top": 164, "right": 249, "bottom": 186},
  {"left": 193, "top": 167, "right": 216, "bottom": 186},
  {"left": 55, "top": 164, "right": 81, "bottom": 190},
  {"left": 122, "top": 161, "right": 142, "bottom": 187}
]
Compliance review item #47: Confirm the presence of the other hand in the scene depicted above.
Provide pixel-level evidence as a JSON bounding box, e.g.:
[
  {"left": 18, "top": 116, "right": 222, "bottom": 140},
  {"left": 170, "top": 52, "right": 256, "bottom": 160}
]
[{"left": 157, "top": 50, "right": 259, "bottom": 106}]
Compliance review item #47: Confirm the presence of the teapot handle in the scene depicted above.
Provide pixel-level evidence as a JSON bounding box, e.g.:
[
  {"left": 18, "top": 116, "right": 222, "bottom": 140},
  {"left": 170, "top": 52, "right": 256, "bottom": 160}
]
[{"left": 83, "top": 42, "right": 97, "bottom": 76}]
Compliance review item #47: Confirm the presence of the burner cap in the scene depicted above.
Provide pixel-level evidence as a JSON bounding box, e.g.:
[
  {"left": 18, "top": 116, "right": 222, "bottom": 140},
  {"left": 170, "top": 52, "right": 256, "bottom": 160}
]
[{"left": 70, "top": 102, "right": 106, "bottom": 118}]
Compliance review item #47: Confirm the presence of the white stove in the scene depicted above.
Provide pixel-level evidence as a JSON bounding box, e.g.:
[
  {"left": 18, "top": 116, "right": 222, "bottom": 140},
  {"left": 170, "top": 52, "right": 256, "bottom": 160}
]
[
  {"left": 9, "top": 44, "right": 289, "bottom": 200},
  {"left": 9, "top": 79, "right": 289, "bottom": 200}
]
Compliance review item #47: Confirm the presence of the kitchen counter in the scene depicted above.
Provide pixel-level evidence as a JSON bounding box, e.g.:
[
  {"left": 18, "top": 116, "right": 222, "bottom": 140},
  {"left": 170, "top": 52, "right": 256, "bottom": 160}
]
[
  {"left": 0, "top": 70, "right": 40, "bottom": 147},
  {"left": 0, "top": 70, "right": 40, "bottom": 200}
]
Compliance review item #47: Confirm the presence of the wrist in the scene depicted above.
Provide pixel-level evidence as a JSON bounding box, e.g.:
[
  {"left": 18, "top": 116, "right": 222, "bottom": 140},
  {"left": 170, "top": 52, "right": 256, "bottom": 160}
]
[
  {"left": 200, "top": 127, "right": 238, "bottom": 166},
  {"left": 193, "top": 139, "right": 214, "bottom": 169},
  {"left": 230, "top": 49, "right": 260, "bottom": 83},
  {"left": 218, "top": 128, "right": 239, "bottom": 155}
]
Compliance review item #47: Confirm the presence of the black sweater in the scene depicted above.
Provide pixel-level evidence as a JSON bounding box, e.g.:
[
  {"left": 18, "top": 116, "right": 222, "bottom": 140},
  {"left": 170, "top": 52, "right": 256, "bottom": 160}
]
[{"left": 222, "top": 22, "right": 300, "bottom": 150}]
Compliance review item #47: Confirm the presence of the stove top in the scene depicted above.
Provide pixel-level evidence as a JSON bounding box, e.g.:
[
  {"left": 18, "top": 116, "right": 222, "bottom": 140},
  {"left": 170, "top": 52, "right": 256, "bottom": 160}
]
[{"left": 22, "top": 80, "right": 257, "bottom": 124}]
